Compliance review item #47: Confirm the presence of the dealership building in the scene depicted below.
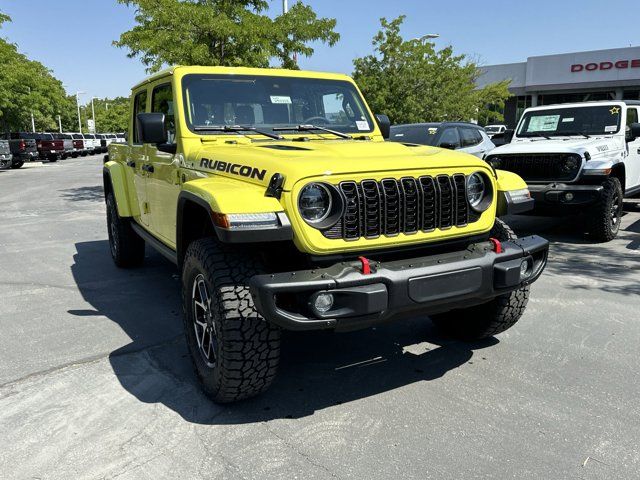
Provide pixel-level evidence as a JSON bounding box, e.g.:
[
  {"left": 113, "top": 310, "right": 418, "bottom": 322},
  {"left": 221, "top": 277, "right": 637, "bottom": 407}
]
[{"left": 477, "top": 46, "right": 640, "bottom": 127}]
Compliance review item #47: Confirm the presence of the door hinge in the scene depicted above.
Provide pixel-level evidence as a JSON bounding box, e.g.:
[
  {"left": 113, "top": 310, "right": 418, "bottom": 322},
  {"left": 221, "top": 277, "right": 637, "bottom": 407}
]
[{"left": 143, "top": 202, "right": 150, "bottom": 214}]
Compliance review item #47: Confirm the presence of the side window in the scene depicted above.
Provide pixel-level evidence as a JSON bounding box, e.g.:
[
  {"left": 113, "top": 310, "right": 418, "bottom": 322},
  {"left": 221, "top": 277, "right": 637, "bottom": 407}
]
[
  {"left": 151, "top": 84, "right": 176, "bottom": 144},
  {"left": 627, "top": 108, "right": 638, "bottom": 126},
  {"left": 460, "top": 127, "right": 482, "bottom": 147},
  {"left": 132, "top": 90, "right": 147, "bottom": 144},
  {"left": 438, "top": 128, "right": 460, "bottom": 149}
]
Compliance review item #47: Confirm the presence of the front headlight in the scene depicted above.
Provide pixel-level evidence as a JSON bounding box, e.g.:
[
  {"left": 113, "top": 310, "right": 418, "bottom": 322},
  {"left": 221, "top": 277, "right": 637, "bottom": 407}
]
[
  {"left": 487, "top": 156, "right": 502, "bottom": 169},
  {"left": 466, "top": 172, "right": 493, "bottom": 212},
  {"left": 299, "top": 183, "right": 332, "bottom": 223}
]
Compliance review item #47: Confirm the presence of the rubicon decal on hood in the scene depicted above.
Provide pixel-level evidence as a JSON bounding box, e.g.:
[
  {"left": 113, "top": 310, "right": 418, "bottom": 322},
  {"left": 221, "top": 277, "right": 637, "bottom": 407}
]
[{"left": 200, "top": 158, "right": 267, "bottom": 181}]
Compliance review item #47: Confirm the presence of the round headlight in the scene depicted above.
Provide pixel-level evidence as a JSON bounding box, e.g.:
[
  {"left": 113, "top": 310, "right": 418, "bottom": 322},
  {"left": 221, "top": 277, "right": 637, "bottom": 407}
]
[
  {"left": 467, "top": 173, "right": 486, "bottom": 209},
  {"left": 563, "top": 156, "right": 579, "bottom": 173},
  {"left": 299, "top": 183, "right": 332, "bottom": 223}
]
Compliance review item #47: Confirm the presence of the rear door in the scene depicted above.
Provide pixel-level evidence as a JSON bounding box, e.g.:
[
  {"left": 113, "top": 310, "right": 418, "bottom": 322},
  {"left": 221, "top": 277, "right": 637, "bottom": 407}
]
[
  {"left": 129, "top": 89, "right": 151, "bottom": 227},
  {"left": 458, "top": 127, "right": 486, "bottom": 157},
  {"left": 625, "top": 106, "right": 640, "bottom": 191},
  {"left": 146, "top": 82, "right": 180, "bottom": 244}
]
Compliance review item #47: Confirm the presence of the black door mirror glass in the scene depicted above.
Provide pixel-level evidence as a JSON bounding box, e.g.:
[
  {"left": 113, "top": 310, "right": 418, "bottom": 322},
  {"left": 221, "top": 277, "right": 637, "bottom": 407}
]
[
  {"left": 627, "top": 123, "right": 640, "bottom": 142},
  {"left": 375, "top": 114, "right": 391, "bottom": 139},
  {"left": 136, "top": 112, "right": 167, "bottom": 145},
  {"left": 504, "top": 129, "right": 514, "bottom": 143}
]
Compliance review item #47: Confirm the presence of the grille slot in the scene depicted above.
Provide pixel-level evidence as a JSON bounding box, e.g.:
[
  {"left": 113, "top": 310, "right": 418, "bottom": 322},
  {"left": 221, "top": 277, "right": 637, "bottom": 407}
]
[
  {"left": 324, "top": 174, "right": 477, "bottom": 240},
  {"left": 491, "top": 153, "right": 581, "bottom": 182}
]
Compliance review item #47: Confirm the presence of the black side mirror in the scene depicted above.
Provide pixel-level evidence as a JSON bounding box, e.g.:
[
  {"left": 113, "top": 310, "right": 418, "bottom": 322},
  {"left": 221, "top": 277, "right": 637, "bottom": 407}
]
[
  {"left": 504, "top": 129, "right": 514, "bottom": 143},
  {"left": 136, "top": 113, "right": 167, "bottom": 145},
  {"left": 439, "top": 142, "right": 458, "bottom": 150},
  {"left": 375, "top": 114, "right": 391, "bottom": 139},
  {"left": 627, "top": 123, "right": 640, "bottom": 142}
]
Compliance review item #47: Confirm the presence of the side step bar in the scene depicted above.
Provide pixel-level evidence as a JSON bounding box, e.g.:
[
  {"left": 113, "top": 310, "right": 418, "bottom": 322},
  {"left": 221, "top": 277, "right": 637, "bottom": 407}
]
[{"left": 130, "top": 221, "right": 178, "bottom": 266}]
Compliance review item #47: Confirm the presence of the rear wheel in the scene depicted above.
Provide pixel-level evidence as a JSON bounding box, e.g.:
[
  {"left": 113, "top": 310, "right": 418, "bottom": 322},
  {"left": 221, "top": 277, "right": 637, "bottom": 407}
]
[
  {"left": 106, "top": 192, "right": 145, "bottom": 268},
  {"left": 182, "top": 238, "right": 281, "bottom": 403},
  {"left": 431, "top": 219, "right": 530, "bottom": 340},
  {"left": 586, "top": 177, "right": 623, "bottom": 242}
]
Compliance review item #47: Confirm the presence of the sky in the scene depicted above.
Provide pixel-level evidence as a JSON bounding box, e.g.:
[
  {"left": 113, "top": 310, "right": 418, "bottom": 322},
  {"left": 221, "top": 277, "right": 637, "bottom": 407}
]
[{"left": 1, "top": 0, "right": 639, "bottom": 104}]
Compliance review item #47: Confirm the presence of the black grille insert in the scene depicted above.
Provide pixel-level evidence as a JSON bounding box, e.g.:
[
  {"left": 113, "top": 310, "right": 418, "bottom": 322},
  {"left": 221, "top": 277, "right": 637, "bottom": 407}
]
[
  {"left": 489, "top": 153, "right": 581, "bottom": 182},
  {"left": 325, "top": 175, "right": 476, "bottom": 240}
]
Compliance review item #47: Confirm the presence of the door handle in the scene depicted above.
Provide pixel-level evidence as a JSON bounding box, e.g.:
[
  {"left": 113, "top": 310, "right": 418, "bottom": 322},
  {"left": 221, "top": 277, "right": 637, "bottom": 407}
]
[
  {"left": 126, "top": 160, "right": 136, "bottom": 168},
  {"left": 637, "top": 147, "right": 640, "bottom": 154}
]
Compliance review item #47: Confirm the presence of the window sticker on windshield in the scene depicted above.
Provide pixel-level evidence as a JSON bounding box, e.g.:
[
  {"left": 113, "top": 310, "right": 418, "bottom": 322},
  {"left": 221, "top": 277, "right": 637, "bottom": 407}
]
[
  {"left": 428, "top": 128, "right": 438, "bottom": 135},
  {"left": 561, "top": 117, "right": 574, "bottom": 123},
  {"left": 270, "top": 95, "right": 292, "bottom": 104},
  {"left": 605, "top": 125, "right": 617, "bottom": 132},
  {"left": 528, "top": 115, "right": 560, "bottom": 132},
  {"left": 356, "top": 120, "right": 370, "bottom": 131}
]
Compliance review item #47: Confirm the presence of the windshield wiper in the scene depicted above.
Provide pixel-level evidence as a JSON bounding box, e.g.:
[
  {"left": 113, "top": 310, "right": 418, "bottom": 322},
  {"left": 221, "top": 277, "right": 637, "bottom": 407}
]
[
  {"left": 522, "top": 132, "right": 552, "bottom": 140},
  {"left": 273, "top": 124, "right": 352, "bottom": 139},
  {"left": 193, "top": 125, "right": 283, "bottom": 140},
  {"left": 554, "top": 131, "right": 590, "bottom": 139}
]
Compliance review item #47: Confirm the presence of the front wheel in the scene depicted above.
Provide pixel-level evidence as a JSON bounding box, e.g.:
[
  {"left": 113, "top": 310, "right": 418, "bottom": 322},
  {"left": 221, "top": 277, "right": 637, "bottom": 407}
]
[
  {"left": 431, "top": 219, "right": 530, "bottom": 340},
  {"left": 182, "top": 238, "right": 281, "bottom": 403},
  {"left": 586, "top": 177, "right": 623, "bottom": 242},
  {"left": 10, "top": 159, "right": 24, "bottom": 169}
]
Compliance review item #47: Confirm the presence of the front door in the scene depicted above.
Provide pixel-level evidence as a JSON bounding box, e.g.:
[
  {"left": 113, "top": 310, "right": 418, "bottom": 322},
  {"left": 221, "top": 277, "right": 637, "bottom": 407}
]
[
  {"left": 625, "top": 107, "right": 640, "bottom": 192},
  {"left": 146, "top": 82, "right": 180, "bottom": 245}
]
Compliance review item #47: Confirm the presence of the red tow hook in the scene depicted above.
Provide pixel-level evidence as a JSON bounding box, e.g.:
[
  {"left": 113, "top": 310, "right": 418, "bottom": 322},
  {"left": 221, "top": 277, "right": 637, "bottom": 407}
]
[
  {"left": 489, "top": 238, "right": 503, "bottom": 254},
  {"left": 358, "top": 256, "right": 372, "bottom": 275}
]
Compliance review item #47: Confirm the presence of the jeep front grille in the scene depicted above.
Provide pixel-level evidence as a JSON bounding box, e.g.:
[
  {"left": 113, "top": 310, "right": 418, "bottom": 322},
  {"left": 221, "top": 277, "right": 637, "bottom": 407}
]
[
  {"left": 322, "top": 174, "right": 478, "bottom": 240},
  {"left": 489, "top": 153, "right": 581, "bottom": 182}
]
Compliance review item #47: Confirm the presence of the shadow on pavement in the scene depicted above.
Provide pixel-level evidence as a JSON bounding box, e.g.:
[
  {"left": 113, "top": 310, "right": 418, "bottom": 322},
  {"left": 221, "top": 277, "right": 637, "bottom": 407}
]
[
  {"left": 70, "top": 239, "right": 497, "bottom": 424},
  {"left": 60, "top": 185, "right": 104, "bottom": 202}
]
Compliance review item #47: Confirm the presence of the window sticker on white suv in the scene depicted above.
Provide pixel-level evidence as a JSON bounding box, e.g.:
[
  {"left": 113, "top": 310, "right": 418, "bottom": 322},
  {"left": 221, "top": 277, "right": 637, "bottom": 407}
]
[
  {"left": 605, "top": 125, "right": 617, "bottom": 133},
  {"left": 270, "top": 95, "right": 292, "bottom": 104},
  {"left": 528, "top": 115, "right": 560, "bottom": 132}
]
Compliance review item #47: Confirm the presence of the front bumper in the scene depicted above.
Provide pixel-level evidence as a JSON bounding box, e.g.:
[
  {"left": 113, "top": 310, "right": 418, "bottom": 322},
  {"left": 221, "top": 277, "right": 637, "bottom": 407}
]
[
  {"left": 250, "top": 236, "right": 549, "bottom": 332},
  {"left": 529, "top": 183, "right": 603, "bottom": 208}
]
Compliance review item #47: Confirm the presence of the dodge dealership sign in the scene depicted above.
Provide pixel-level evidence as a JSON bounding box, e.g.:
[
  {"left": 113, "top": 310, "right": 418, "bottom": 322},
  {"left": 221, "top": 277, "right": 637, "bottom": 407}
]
[{"left": 571, "top": 59, "right": 640, "bottom": 72}]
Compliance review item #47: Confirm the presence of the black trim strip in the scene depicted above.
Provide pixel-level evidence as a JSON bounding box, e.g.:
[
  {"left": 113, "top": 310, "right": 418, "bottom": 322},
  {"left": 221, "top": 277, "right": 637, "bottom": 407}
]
[{"left": 130, "top": 221, "right": 178, "bottom": 265}]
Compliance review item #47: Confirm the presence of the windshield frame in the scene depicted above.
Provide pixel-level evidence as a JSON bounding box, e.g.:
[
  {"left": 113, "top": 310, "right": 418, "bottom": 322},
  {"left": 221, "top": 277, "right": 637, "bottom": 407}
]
[
  {"left": 516, "top": 104, "right": 622, "bottom": 138},
  {"left": 181, "top": 73, "right": 376, "bottom": 137}
]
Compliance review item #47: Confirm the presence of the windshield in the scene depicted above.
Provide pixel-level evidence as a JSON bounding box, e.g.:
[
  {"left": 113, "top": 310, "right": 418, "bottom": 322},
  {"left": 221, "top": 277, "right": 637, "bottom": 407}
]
[
  {"left": 389, "top": 124, "right": 440, "bottom": 146},
  {"left": 517, "top": 105, "right": 622, "bottom": 137},
  {"left": 182, "top": 74, "right": 374, "bottom": 136}
]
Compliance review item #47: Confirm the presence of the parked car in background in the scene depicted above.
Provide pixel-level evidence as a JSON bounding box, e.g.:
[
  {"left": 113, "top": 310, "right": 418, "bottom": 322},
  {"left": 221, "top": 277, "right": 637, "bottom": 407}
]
[
  {"left": 485, "top": 100, "right": 640, "bottom": 242},
  {"left": 0, "top": 139, "right": 13, "bottom": 169},
  {"left": 95, "top": 134, "right": 107, "bottom": 153},
  {"left": 5, "top": 133, "right": 38, "bottom": 166},
  {"left": 389, "top": 122, "right": 495, "bottom": 158},
  {"left": 52, "top": 133, "right": 74, "bottom": 159},
  {"left": 82, "top": 133, "right": 100, "bottom": 154},
  {"left": 11, "top": 132, "right": 63, "bottom": 162},
  {"left": 484, "top": 124, "right": 507, "bottom": 138},
  {"left": 70, "top": 133, "right": 88, "bottom": 156}
]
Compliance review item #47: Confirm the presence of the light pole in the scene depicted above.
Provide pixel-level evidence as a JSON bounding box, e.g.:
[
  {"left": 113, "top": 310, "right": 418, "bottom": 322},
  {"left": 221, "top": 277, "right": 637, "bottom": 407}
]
[
  {"left": 26, "top": 87, "right": 35, "bottom": 133},
  {"left": 57, "top": 115, "right": 62, "bottom": 133},
  {"left": 91, "top": 97, "right": 101, "bottom": 133},
  {"left": 282, "top": 0, "right": 287, "bottom": 13},
  {"left": 75, "top": 91, "right": 86, "bottom": 133}
]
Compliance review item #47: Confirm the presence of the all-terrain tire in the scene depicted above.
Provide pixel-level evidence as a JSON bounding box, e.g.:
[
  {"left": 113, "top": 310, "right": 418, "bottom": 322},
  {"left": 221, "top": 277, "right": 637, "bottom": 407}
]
[
  {"left": 10, "top": 160, "right": 24, "bottom": 169},
  {"left": 586, "top": 177, "right": 623, "bottom": 243},
  {"left": 431, "top": 218, "right": 530, "bottom": 340},
  {"left": 106, "top": 192, "right": 145, "bottom": 268},
  {"left": 182, "top": 238, "right": 281, "bottom": 403}
]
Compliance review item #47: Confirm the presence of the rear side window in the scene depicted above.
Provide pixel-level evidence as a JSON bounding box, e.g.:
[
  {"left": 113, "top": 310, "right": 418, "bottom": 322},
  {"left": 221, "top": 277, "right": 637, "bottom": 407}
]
[
  {"left": 438, "top": 128, "right": 460, "bottom": 148},
  {"left": 152, "top": 83, "right": 176, "bottom": 143},
  {"left": 627, "top": 108, "right": 638, "bottom": 126},
  {"left": 459, "top": 127, "right": 483, "bottom": 147},
  {"left": 133, "top": 90, "right": 148, "bottom": 144},
  {"left": 389, "top": 126, "right": 438, "bottom": 146}
]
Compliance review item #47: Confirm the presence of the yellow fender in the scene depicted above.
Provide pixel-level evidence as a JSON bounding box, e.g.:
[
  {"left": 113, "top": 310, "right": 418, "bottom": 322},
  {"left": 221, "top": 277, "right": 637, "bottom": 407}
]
[
  {"left": 494, "top": 169, "right": 531, "bottom": 217},
  {"left": 103, "top": 161, "right": 136, "bottom": 217},
  {"left": 495, "top": 169, "right": 528, "bottom": 192},
  {"left": 182, "top": 176, "right": 284, "bottom": 214}
]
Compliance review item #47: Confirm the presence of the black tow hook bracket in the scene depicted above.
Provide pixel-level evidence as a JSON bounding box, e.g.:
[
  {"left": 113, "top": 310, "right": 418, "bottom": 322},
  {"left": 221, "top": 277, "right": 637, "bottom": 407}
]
[{"left": 265, "top": 173, "right": 286, "bottom": 199}]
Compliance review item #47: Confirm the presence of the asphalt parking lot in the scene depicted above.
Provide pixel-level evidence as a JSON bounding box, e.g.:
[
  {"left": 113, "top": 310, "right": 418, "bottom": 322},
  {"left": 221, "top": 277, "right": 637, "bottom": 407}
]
[{"left": 1, "top": 156, "right": 639, "bottom": 479}]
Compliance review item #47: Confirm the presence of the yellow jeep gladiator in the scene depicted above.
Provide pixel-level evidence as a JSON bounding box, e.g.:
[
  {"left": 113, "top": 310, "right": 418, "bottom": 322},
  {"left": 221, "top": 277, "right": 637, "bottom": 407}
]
[{"left": 104, "top": 66, "right": 549, "bottom": 403}]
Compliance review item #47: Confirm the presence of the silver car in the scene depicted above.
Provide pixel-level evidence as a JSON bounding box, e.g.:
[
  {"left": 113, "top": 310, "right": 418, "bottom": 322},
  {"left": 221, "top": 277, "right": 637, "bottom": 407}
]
[{"left": 389, "top": 122, "right": 495, "bottom": 158}]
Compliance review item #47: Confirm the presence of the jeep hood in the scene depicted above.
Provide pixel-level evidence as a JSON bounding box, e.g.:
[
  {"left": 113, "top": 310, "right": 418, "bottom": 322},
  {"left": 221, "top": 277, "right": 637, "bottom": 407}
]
[
  {"left": 490, "top": 136, "right": 623, "bottom": 159},
  {"left": 193, "top": 139, "right": 488, "bottom": 189}
]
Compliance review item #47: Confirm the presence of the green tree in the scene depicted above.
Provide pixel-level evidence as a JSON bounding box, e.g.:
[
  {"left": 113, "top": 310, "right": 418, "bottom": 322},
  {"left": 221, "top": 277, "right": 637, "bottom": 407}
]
[
  {"left": 79, "top": 97, "right": 129, "bottom": 133},
  {"left": 0, "top": 12, "right": 76, "bottom": 132},
  {"left": 115, "top": 0, "right": 340, "bottom": 72},
  {"left": 353, "top": 16, "right": 511, "bottom": 125}
]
